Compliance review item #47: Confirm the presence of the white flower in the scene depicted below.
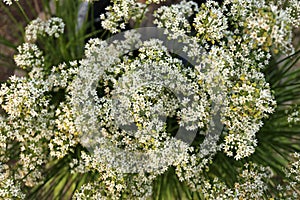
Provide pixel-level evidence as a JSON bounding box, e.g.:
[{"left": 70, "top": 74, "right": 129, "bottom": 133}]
[
  {"left": 25, "top": 17, "right": 65, "bottom": 42},
  {"left": 2, "top": 0, "right": 18, "bottom": 6},
  {"left": 14, "top": 43, "right": 44, "bottom": 70}
]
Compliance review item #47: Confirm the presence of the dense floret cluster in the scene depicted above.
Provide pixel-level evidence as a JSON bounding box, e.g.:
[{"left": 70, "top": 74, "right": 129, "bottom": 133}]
[{"left": 0, "top": 0, "right": 300, "bottom": 199}]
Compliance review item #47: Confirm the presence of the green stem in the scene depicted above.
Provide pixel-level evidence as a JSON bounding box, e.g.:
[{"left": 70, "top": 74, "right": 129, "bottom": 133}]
[
  {"left": 0, "top": 1, "right": 25, "bottom": 38},
  {"left": 274, "top": 82, "right": 300, "bottom": 89},
  {"left": 134, "top": 5, "right": 148, "bottom": 29},
  {"left": 275, "top": 49, "right": 300, "bottom": 65},
  {"left": 16, "top": 1, "right": 30, "bottom": 23}
]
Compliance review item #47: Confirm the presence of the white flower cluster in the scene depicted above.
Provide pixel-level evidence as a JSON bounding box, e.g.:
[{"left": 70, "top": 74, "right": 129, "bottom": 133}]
[
  {"left": 65, "top": 26, "right": 270, "bottom": 197},
  {"left": 153, "top": 0, "right": 199, "bottom": 40},
  {"left": 0, "top": 163, "right": 25, "bottom": 200},
  {"left": 176, "top": 161, "right": 273, "bottom": 199},
  {"left": 287, "top": 106, "right": 300, "bottom": 125},
  {"left": 285, "top": 0, "right": 300, "bottom": 27},
  {"left": 2, "top": 0, "right": 18, "bottom": 5},
  {"left": 152, "top": 0, "right": 300, "bottom": 160},
  {"left": 0, "top": 22, "right": 78, "bottom": 192},
  {"left": 100, "top": 0, "right": 170, "bottom": 33},
  {"left": 25, "top": 17, "right": 65, "bottom": 42},
  {"left": 68, "top": 143, "right": 157, "bottom": 199},
  {"left": 193, "top": 1, "right": 228, "bottom": 44},
  {"left": 1, "top": 0, "right": 299, "bottom": 199},
  {"left": 222, "top": 71, "right": 276, "bottom": 160},
  {"left": 225, "top": 0, "right": 298, "bottom": 53},
  {"left": 14, "top": 43, "right": 44, "bottom": 70},
  {"left": 1, "top": 61, "right": 90, "bottom": 198},
  {"left": 11, "top": 17, "right": 64, "bottom": 74},
  {"left": 70, "top": 30, "right": 204, "bottom": 185},
  {"left": 233, "top": 163, "right": 273, "bottom": 199},
  {"left": 0, "top": 76, "right": 54, "bottom": 187},
  {"left": 65, "top": 25, "right": 276, "bottom": 196},
  {"left": 0, "top": 60, "right": 80, "bottom": 194},
  {"left": 146, "top": 0, "right": 166, "bottom": 3},
  {"left": 100, "top": 0, "right": 147, "bottom": 33},
  {"left": 286, "top": 152, "right": 300, "bottom": 182},
  {"left": 276, "top": 152, "right": 300, "bottom": 199}
]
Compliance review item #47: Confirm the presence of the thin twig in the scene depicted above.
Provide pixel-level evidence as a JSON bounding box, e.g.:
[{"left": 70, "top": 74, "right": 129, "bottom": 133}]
[{"left": 34, "top": 0, "right": 41, "bottom": 14}]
